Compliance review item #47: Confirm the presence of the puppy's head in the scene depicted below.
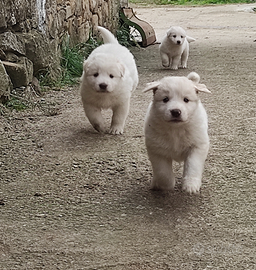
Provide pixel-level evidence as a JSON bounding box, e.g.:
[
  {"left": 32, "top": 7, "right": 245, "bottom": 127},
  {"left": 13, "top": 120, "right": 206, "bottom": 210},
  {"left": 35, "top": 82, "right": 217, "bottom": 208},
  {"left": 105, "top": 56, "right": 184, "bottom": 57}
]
[
  {"left": 143, "top": 72, "right": 211, "bottom": 124},
  {"left": 82, "top": 53, "right": 125, "bottom": 93},
  {"left": 166, "top": 26, "right": 187, "bottom": 45}
]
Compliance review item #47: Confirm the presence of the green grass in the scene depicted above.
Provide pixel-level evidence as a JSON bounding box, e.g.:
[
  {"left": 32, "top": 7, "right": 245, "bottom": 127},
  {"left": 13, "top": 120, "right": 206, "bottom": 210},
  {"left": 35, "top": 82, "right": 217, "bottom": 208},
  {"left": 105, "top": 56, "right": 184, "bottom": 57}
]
[
  {"left": 60, "top": 35, "right": 102, "bottom": 84},
  {"left": 4, "top": 97, "right": 29, "bottom": 111},
  {"left": 116, "top": 24, "right": 134, "bottom": 47},
  {"left": 130, "top": 0, "right": 255, "bottom": 5}
]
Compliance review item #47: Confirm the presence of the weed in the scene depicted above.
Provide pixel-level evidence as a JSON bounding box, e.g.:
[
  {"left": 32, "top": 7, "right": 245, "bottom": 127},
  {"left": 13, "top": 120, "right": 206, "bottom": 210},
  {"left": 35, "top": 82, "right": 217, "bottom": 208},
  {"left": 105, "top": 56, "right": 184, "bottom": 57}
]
[
  {"left": 116, "top": 23, "right": 135, "bottom": 47},
  {"left": 60, "top": 37, "right": 84, "bottom": 79},
  {"left": 4, "top": 96, "right": 29, "bottom": 111},
  {"left": 60, "top": 35, "right": 104, "bottom": 86}
]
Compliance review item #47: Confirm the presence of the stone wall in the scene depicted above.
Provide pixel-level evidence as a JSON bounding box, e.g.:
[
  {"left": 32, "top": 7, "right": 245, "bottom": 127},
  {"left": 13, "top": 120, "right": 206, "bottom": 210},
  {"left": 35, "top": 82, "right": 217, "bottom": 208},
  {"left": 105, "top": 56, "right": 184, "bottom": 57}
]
[
  {"left": 0, "top": 0, "right": 120, "bottom": 101},
  {"left": 55, "top": 0, "right": 120, "bottom": 44}
]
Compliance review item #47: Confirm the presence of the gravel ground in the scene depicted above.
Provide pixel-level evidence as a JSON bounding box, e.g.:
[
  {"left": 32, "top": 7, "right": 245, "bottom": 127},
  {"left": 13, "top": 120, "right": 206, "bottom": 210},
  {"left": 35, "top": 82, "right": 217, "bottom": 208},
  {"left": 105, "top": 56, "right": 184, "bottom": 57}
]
[{"left": 0, "top": 3, "right": 256, "bottom": 270}]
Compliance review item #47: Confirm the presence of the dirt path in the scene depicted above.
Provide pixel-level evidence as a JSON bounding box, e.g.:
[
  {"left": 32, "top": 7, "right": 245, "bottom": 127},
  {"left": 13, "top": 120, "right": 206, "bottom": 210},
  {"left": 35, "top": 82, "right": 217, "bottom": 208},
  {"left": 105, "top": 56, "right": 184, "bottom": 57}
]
[{"left": 1, "top": 4, "right": 256, "bottom": 270}]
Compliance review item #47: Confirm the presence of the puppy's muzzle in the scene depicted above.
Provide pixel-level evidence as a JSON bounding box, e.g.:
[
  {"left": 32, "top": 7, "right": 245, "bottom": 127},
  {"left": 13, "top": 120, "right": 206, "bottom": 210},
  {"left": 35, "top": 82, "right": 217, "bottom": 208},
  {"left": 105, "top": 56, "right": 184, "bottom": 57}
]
[
  {"left": 99, "top": 83, "right": 108, "bottom": 91},
  {"left": 171, "top": 109, "right": 181, "bottom": 118},
  {"left": 177, "top": 40, "right": 181, "bottom": 45}
]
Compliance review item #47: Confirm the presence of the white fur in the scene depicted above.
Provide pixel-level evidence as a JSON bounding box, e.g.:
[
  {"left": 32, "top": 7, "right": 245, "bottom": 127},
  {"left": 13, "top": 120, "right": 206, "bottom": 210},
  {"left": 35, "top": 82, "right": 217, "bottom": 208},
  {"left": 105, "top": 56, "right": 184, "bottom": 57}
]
[
  {"left": 159, "top": 26, "right": 195, "bottom": 70},
  {"left": 80, "top": 26, "right": 139, "bottom": 134},
  {"left": 143, "top": 72, "right": 211, "bottom": 194}
]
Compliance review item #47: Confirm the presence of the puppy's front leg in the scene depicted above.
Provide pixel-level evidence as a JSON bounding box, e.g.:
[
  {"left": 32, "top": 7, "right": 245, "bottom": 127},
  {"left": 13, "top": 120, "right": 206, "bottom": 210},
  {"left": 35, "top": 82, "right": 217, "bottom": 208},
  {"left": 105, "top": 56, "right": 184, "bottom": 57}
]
[
  {"left": 109, "top": 101, "right": 130, "bottom": 135},
  {"left": 160, "top": 53, "right": 170, "bottom": 68},
  {"left": 170, "top": 56, "right": 180, "bottom": 70},
  {"left": 180, "top": 50, "right": 188, "bottom": 69},
  {"left": 149, "top": 153, "right": 175, "bottom": 190},
  {"left": 182, "top": 145, "right": 208, "bottom": 193},
  {"left": 83, "top": 103, "right": 106, "bottom": 133}
]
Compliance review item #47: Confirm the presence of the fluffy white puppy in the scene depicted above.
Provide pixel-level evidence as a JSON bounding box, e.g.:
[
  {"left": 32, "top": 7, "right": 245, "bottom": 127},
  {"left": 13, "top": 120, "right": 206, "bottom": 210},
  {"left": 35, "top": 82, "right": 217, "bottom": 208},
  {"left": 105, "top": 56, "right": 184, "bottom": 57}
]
[
  {"left": 159, "top": 26, "right": 195, "bottom": 70},
  {"left": 143, "top": 72, "right": 211, "bottom": 193},
  {"left": 80, "top": 26, "right": 138, "bottom": 134}
]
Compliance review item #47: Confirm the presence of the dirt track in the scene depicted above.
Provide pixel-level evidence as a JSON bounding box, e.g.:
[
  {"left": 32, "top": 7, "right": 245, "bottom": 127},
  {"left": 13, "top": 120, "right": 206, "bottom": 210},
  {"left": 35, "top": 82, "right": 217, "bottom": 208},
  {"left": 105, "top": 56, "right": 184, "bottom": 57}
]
[{"left": 1, "top": 4, "right": 256, "bottom": 269}]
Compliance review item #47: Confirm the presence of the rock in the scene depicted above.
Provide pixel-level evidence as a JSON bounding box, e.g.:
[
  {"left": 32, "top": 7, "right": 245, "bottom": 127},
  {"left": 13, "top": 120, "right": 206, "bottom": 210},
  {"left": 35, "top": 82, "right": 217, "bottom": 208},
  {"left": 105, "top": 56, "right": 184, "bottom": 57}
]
[
  {"left": 31, "top": 77, "right": 41, "bottom": 95},
  {"left": 0, "top": 49, "right": 7, "bottom": 61},
  {"left": 0, "top": 32, "right": 26, "bottom": 55},
  {"left": 2, "top": 57, "right": 33, "bottom": 88},
  {"left": 5, "top": 52, "right": 20, "bottom": 63},
  {"left": 22, "top": 31, "right": 60, "bottom": 77},
  {"left": 0, "top": 0, "right": 7, "bottom": 29},
  {"left": 0, "top": 61, "right": 12, "bottom": 102}
]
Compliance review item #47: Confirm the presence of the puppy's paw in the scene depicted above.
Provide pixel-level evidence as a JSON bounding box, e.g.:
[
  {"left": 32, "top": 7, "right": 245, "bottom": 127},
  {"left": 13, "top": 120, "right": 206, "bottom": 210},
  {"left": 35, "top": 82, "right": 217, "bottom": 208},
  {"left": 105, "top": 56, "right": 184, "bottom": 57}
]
[
  {"left": 180, "top": 65, "right": 187, "bottom": 69},
  {"left": 93, "top": 123, "right": 106, "bottom": 133},
  {"left": 162, "top": 63, "right": 170, "bottom": 68},
  {"left": 182, "top": 177, "right": 201, "bottom": 194},
  {"left": 109, "top": 125, "right": 124, "bottom": 135},
  {"left": 170, "top": 66, "right": 178, "bottom": 70},
  {"left": 150, "top": 178, "right": 175, "bottom": 191},
  {"left": 151, "top": 184, "right": 175, "bottom": 191}
]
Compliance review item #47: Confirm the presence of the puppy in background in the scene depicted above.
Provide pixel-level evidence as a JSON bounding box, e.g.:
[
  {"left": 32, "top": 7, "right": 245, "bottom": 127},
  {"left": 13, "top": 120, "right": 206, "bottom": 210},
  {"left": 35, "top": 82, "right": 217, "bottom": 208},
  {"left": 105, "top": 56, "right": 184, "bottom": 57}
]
[
  {"left": 80, "top": 26, "right": 138, "bottom": 135},
  {"left": 159, "top": 26, "right": 195, "bottom": 70},
  {"left": 143, "top": 72, "right": 211, "bottom": 194}
]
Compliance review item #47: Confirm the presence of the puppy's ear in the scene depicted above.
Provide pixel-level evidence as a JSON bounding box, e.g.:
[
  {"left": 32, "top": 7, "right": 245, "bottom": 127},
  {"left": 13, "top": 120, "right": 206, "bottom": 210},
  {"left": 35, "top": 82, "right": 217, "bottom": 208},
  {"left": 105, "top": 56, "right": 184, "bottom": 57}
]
[
  {"left": 83, "top": 60, "right": 89, "bottom": 73},
  {"left": 166, "top": 28, "right": 174, "bottom": 38},
  {"left": 117, "top": 62, "right": 125, "bottom": 77},
  {"left": 143, "top": 81, "right": 160, "bottom": 94},
  {"left": 186, "top": 36, "right": 196, "bottom": 43},
  {"left": 187, "top": 73, "right": 211, "bottom": 93},
  {"left": 194, "top": 84, "right": 211, "bottom": 94},
  {"left": 187, "top": 72, "right": 200, "bottom": 83}
]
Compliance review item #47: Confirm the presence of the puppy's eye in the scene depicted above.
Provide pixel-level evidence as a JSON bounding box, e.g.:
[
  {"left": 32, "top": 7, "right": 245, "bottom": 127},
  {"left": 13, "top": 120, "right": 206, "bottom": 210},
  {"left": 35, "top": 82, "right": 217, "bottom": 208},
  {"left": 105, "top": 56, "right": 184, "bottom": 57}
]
[
  {"left": 109, "top": 74, "right": 114, "bottom": 79},
  {"left": 184, "top": 98, "right": 189, "bottom": 103},
  {"left": 181, "top": 36, "right": 184, "bottom": 38},
  {"left": 173, "top": 35, "right": 176, "bottom": 38},
  {"left": 163, "top": 97, "right": 169, "bottom": 103},
  {"left": 94, "top": 73, "right": 99, "bottom": 77}
]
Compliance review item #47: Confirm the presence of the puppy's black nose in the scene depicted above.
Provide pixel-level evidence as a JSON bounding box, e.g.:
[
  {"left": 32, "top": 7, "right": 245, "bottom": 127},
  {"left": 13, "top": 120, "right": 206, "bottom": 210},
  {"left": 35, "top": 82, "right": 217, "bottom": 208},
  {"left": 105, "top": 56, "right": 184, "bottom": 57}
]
[
  {"left": 177, "top": 40, "right": 181, "bottom": 44},
  {"left": 99, "top": 83, "right": 108, "bottom": 90},
  {"left": 171, "top": 109, "right": 181, "bottom": 118}
]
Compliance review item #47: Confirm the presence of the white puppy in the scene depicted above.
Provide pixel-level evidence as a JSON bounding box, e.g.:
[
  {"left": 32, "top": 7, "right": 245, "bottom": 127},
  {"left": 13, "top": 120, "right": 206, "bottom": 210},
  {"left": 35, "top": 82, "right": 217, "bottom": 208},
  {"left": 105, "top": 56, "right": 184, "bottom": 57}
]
[
  {"left": 159, "top": 26, "right": 195, "bottom": 70},
  {"left": 80, "top": 26, "right": 138, "bottom": 134},
  {"left": 143, "top": 72, "right": 211, "bottom": 193}
]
